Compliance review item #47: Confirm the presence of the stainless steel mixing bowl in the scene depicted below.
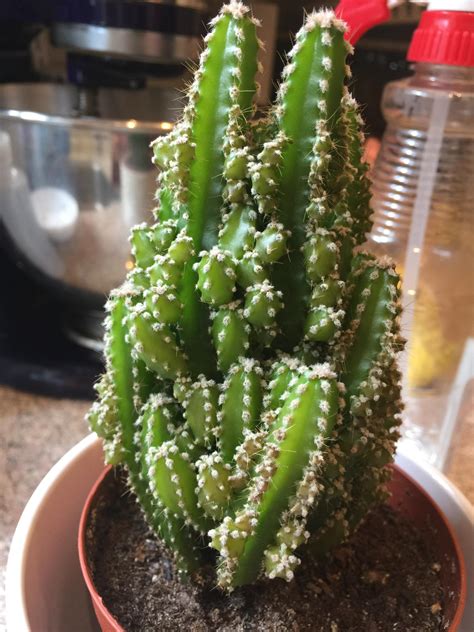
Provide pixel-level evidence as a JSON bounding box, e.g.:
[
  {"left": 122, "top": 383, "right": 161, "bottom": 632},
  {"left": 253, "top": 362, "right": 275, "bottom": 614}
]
[{"left": 0, "top": 83, "right": 179, "bottom": 347}]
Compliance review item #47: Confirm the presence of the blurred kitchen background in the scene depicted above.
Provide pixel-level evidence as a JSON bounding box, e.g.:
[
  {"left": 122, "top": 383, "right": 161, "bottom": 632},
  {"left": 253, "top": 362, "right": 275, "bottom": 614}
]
[{"left": 0, "top": 0, "right": 424, "bottom": 399}]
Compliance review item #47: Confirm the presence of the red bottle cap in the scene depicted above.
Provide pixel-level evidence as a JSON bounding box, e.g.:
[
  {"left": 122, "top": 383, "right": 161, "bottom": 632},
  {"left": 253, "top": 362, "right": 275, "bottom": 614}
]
[{"left": 408, "top": 10, "right": 474, "bottom": 67}]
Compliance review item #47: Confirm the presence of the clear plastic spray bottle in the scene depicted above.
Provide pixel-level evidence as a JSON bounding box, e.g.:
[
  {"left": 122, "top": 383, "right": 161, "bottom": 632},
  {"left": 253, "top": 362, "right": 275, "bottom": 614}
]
[{"left": 369, "top": 1, "right": 474, "bottom": 467}]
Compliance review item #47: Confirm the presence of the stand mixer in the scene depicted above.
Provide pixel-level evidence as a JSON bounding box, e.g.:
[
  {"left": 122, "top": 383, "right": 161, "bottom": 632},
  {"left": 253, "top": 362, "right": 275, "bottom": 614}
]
[{"left": 0, "top": 0, "right": 207, "bottom": 351}]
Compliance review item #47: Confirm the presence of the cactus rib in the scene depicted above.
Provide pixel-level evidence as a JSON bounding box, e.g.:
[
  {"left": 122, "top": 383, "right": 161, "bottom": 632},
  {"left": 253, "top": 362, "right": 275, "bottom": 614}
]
[
  {"left": 267, "top": 12, "right": 349, "bottom": 347},
  {"left": 178, "top": 5, "right": 259, "bottom": 376}
]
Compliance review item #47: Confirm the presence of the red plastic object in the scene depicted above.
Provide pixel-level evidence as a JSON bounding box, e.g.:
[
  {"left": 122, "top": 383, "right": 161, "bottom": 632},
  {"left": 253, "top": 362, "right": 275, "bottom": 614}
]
[
  {"left": 78, "top": 466, "right": 125, "bottom": 632},
  {"left": 335, "top": 0, "right": 391, "bottom": 45},
  {"left": 408, "top": 10, "right": 474, "bottom": 67},
  {"left": 79, "top": 464, "right": 466, "bottom": 632}
]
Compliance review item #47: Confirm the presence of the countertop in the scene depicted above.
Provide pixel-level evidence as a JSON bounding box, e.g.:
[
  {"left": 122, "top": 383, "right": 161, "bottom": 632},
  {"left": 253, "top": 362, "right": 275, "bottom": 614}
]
[{"left": 1, "top": 383, "right": 473, "bottom": 631}]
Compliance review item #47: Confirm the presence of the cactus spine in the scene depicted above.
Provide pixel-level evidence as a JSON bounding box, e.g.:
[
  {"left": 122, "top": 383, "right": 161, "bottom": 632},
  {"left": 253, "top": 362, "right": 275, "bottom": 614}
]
[{"left": 88, "top": 3, "right": 404, "bottom": 591}]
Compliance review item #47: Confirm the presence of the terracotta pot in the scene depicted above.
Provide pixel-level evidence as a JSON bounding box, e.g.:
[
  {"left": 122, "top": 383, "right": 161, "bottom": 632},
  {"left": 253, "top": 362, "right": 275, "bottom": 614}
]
[{"left": 78, "top": 463, "right": 466, "bottom": 632}]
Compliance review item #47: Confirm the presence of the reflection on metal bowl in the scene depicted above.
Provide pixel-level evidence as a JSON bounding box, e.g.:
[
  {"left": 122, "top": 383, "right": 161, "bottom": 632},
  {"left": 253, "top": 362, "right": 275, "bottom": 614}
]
[{"left": 0, "top": 83, "right": 178, "bottom": 346}]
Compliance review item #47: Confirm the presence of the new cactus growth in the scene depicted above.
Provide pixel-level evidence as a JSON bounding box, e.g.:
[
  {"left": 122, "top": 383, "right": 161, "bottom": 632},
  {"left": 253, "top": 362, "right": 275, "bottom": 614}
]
[{"left": 88, "top": 2, "right": 404, "bottom": 592}]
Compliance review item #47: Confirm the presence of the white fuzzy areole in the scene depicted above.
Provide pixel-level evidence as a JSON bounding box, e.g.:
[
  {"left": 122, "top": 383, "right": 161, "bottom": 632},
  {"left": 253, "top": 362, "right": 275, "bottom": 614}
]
[
  {"left": 220, "top": 1, "right": 250, "bottom": 20},
  {"left": 303, "top": 9, "right": 347, "bottom": 34}
]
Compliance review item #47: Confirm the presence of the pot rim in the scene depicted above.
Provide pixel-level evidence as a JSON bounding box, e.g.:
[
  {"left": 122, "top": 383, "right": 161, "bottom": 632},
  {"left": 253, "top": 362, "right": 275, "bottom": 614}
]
[
  {"left": 78, "top": 459, "right": 467, "bottom": 632},
  {"left": 78, "top": 464, "right": 126, "bottom": 632},
  {"left": 390, "top": 464, "right": 467, "bottom": 630},
  {"left": 6, "top": 433, "right": 102, "bottom": 632}
]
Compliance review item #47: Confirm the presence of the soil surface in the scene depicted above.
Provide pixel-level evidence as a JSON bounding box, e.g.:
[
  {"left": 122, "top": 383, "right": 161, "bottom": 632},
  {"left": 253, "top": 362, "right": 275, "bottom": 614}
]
[{"left": 87, "top": 472, "right": 446, "bottom": 632}]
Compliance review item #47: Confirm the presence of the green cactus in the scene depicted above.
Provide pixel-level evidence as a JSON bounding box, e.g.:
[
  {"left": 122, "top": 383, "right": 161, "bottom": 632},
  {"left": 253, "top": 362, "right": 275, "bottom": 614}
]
[{"left": 88, "top": 2, "right": 404, "bottom": 591}]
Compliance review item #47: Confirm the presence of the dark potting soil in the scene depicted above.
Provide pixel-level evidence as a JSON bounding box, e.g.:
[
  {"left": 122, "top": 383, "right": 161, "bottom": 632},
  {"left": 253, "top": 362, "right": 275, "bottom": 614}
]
[{"left": 87, "top": 471, "right": 446, "bottom": 632}]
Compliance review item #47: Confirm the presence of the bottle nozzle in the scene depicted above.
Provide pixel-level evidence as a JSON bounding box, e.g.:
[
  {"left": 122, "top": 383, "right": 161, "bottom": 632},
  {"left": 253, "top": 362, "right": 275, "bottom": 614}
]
[{"left": 335, "top": 0, "right": 392, "bottom": 45}]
